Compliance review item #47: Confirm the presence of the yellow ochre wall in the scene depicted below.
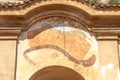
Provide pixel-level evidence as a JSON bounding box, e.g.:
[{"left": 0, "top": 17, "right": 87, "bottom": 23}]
[{"left": 0, "top": 0, "right": 119, "bottom": 80}]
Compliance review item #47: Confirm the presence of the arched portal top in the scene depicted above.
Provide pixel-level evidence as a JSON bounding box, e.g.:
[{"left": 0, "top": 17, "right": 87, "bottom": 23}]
[{"left": 29, "top": 66, "right": 85, "bottom": 80}]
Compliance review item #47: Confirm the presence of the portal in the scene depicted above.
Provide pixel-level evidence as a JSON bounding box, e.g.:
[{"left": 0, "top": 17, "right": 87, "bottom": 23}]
[{"left": 29, "top": 66, "right": 85, "bottom": 80}]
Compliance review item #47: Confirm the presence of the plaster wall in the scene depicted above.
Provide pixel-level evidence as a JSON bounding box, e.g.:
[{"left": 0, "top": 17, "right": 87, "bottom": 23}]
[
  {"left": 0, "top": 35, "right": 119, "bottom": 80},
  {"left": 16, "top": 20, "right": 99, "bottom": 80},
  {"left": 16, "top": 19, "right": 119, "bottom": 80},
  {"left": 0, "top": 40, "right": 16, "bottom": 80},
  {"left": 98, "top": 39, "right": 119, "bottom": 80},
  {"left": 0, "top": 1, "right": 119, "bottom": 80}
]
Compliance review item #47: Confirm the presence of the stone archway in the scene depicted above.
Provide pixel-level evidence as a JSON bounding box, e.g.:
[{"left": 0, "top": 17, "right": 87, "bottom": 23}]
[{"left": 29, "top": 66, "right": 85, "bottom": 80}]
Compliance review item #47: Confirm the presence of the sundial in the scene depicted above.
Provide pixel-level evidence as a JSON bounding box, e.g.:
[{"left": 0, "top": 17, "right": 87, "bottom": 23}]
[{"left": 21, "top": 17, "right": 98, "bottom": 67}]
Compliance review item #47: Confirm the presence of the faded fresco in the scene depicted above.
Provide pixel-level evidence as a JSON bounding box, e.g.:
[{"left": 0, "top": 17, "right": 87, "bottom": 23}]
[{"left": 17, "top": 17, "right": 99, "bottom": 80}]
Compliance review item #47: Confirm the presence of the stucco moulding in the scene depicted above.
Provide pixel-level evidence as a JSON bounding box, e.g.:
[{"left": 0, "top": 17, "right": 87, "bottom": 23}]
[{"left": 0, "top": 0, "right": 119, "bottom": 10}]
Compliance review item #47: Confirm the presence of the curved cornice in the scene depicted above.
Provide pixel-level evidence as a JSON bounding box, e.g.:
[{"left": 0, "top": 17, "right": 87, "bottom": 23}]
[
  {"left": 0, "top": 0, "right": 119, "bottom": 10},
  {"left": 0, "top": 1, "right": 119, "bottom": 39},
  {"left": 0, "top": 1, "right": 120, "bottom": 16}
]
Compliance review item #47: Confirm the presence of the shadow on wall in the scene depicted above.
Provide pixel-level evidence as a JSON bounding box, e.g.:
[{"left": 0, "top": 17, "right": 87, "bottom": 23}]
[{"left": 29, "top": 66, "right": 85, "bottom": 80}]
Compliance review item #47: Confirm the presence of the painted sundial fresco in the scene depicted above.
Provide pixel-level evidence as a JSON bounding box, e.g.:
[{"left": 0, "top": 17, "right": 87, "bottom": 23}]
[{"left": 17, "top": 17, "right": 99, "bottom": 80}]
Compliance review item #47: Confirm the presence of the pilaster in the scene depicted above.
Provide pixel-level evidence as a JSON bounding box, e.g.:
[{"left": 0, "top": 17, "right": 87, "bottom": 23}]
[{"left": 97, "top": 36, "right": 119, "bottom": 80}]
